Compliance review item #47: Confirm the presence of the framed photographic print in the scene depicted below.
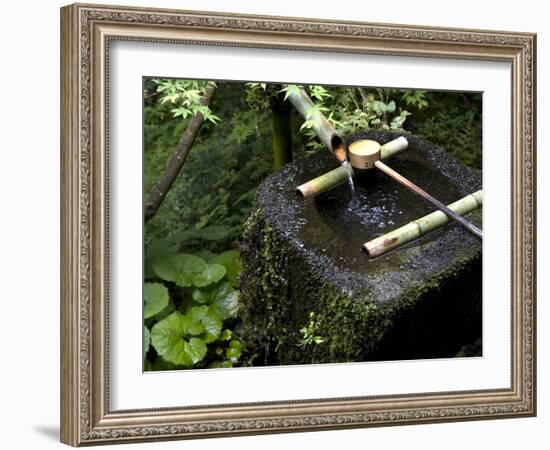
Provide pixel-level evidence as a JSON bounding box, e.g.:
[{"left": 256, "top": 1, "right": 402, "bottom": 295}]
[{"left": 60, "top": 3, "right": 537, "bottom": 446}]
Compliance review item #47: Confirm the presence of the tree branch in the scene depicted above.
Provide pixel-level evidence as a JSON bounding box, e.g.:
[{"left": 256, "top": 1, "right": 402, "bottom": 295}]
[{"left": 144, "top": 85, "right": 216, "bottom": 222}]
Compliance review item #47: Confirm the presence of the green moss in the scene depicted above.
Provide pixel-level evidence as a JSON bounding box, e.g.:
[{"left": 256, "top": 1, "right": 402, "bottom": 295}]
[
  {"left": 313, "top": 284, "right": 380, "bottom": 362},
  {"left": 239, "top": 210, "right": 292, "bottom": 363}
]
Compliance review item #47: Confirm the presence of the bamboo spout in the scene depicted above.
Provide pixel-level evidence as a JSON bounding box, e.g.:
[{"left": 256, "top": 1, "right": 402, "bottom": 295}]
[
  {"left": 363, "top": 190, "right": 483, "bottom": 257},
  {"left": 296, "top": 136, "right": 408, "bottom": 199}
]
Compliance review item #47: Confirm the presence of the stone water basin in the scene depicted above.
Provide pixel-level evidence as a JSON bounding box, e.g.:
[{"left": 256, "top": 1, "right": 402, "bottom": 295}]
[{"left": 240, "top": 131, "right": 482, "bottom": 365}]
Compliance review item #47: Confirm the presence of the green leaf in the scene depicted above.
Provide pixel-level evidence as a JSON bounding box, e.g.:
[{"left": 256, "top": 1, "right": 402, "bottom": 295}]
[
  {"left": 143, "top": 326, "right": 150, "bottom": 359},
  {"left": 186, "top": 321, "right": 205, "bottom": 336},
  {"left": 153, "top": 253, "right": 225, "bottom": 288},
  {"left": 210, "top": 250, "right": 242, "bottom": 287},
  {"left": 143, "top": 283, "right": 170, "bottom": 319},
  {"left": 150, "top": 311, "right": 208, "bottom": 367},
  {"left": 226, "top": 339, "right": 244, "bottom": 362},
  {"left": 187, "top": 305, "right": 209, "bottom": 323},
  {"left": 194, "top": 250, "right": 217, "bottom": 261},
  {"left": 371, "top": 100, "right": 386, "bottom": 115},
  {"left": 153, "top": 254, "right": 206, "bottom": 286},
  {"left": 209, "top": 282, "right": 239, "bottom": 320},
  {"left": 220, "top": 329, "right": 233, "bottom": 341},
  {"left": 185, "top": 338, "right": 207, "bottom": 364},
  {"left": 146, "top": 300, "right": 175, "bottom": 323},
  {"left": 191, "top": 288, "right": 211, "bottom": 304},
  {"left": 183, "top": 306, "right": 209, "bottom": 335},
  {"left": 280, "top": 84, "right": 301, "bottom": 101},
  {"left": 151, "top": 312, "right": 193, "bottom": 366},
  {"left": 202, "top": 311, "right": 223, "bottom": 342},
  {"left": 193, "top": 263, "right": 226, "bottom": 287}
]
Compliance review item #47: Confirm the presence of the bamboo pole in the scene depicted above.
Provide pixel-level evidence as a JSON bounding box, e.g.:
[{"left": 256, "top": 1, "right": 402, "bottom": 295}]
[
  {"left": 296, "top": 137, "right": 408, "bottom": 198},
  {"left": 296, "top": 164, "right": 354, "bottom": 198},
  {"left": 380, "top": 136, "right": 408, "bottom": 160},
  {"left": 363, "top": 190, "right": 483, "bottom": 257},
  {"left": 285, "top": 86, "right": 336, "bottom": 151},
  {"left": 374, "top": 160, "right": 483, "bottom": 239}
]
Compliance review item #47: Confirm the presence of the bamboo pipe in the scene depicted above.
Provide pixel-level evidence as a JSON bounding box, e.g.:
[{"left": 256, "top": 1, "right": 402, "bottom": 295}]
[
  {"left": 285, "top": 86, "right": 336, "bottom": 151},
  {"left": 363, "top": 190, "right": 483, "bottom": 257},
  {"left": 296, "top": 137, "right": 408, "bottom": 198}
]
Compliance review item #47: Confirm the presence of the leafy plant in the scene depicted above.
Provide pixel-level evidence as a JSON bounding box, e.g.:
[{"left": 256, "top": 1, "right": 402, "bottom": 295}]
[
  {"left": 144, "top": 283, "right": 169, "bottom": 319},
  {"left": 299, "top": 312, "right": 325, "bottom": 347},
  {"left": 153, "top": 79, "right": 221, "bottom": 123},
  {"left": 144, "top": 250, "right": 244, "bottom": 370},
  {"left": 279, "top": 84, "right": 427, "bottom": 153},
  {"left": 409, "top": 92, "right": 482, "bottom": 170}
]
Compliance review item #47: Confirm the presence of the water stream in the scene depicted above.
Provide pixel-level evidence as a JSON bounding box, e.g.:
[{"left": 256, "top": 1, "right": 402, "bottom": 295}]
[{"left": 341, "top": 160, "right": 355, "bottom": 196}]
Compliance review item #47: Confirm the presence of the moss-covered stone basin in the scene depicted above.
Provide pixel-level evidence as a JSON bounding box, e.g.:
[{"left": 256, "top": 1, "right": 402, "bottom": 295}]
[{"left": 240, "top": 131, "right": 482, "bottom": 365}]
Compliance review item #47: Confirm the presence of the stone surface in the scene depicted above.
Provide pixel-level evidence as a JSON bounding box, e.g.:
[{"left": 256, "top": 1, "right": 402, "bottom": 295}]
[{"left": 240, "top": 131, "right": 482, "bottom": 365}]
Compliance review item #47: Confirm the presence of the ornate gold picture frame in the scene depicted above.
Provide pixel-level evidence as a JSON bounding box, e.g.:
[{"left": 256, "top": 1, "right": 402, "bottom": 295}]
[{"left": 60, "top": 3, "right": 536, "bottom": 446}]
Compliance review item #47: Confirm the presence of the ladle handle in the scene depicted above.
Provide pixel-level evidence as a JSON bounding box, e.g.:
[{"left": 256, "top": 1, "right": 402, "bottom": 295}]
[{"left": 374, "top": 160, "right": 483, "bottom": 239}]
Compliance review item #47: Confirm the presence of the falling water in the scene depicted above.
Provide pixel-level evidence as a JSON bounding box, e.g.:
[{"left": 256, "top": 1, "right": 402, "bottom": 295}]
[{"left": 341, "top": 160, "right": 355, "bottom": 195}]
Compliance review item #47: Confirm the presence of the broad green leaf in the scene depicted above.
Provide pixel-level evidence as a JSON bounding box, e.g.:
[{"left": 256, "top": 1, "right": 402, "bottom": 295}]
[
  {"left": 153, "top": 254, "right": 225, "bottom": 288},
  {"left": 180, "top": 306, "right": 209, "bottom": 335},
  {"left": 210, "top": 283, "right": 239, "bottom": 320},
  {"left": 185, "top": 338, "right": 207, "bottom": 364},
  {"left": 193, "top": 263, "right": 226, "bottom": 287},
  {"left": 187, "top": 305, "right": 209, "bottom": 323},
  {"left": 143, "top": 326, "right": 150, "bottom": 359},
  {"left": 371, "top": 100, "right": 386, "bottom": 115},
  {"left": 210, "top": 250, "right": 242, "bottom": 287},
  {"left": 186, "top": 321, "right": 205, "bottom": 336},
  {"left": 151, "top": 312, "right": 191, "bottom": 366},
  {"left": 202, "top": 311, "right": 223, "bottom": 343},
  {"left": 153, "top": 254, "right": 207, "bottom": 287},
  {"left": 150, "top": 312, "right": 208, "bottom": 367},
  {"left": 143, "top": 283, "right": 170, "bottom": 319}
]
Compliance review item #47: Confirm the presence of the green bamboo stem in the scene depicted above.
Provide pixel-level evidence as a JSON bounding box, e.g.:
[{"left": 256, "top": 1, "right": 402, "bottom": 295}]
[
  {"left": 380, "top": 136, "right": 408, "bottom": 159},
  {"left": 296, "top": 164, "right": 354, "bottom": 198},
  {"left": 285, "top": 86, "right": 336, "bottom": 150},
  {"left": 363, "top": 190, "right": 483, "bottom": 257}
]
